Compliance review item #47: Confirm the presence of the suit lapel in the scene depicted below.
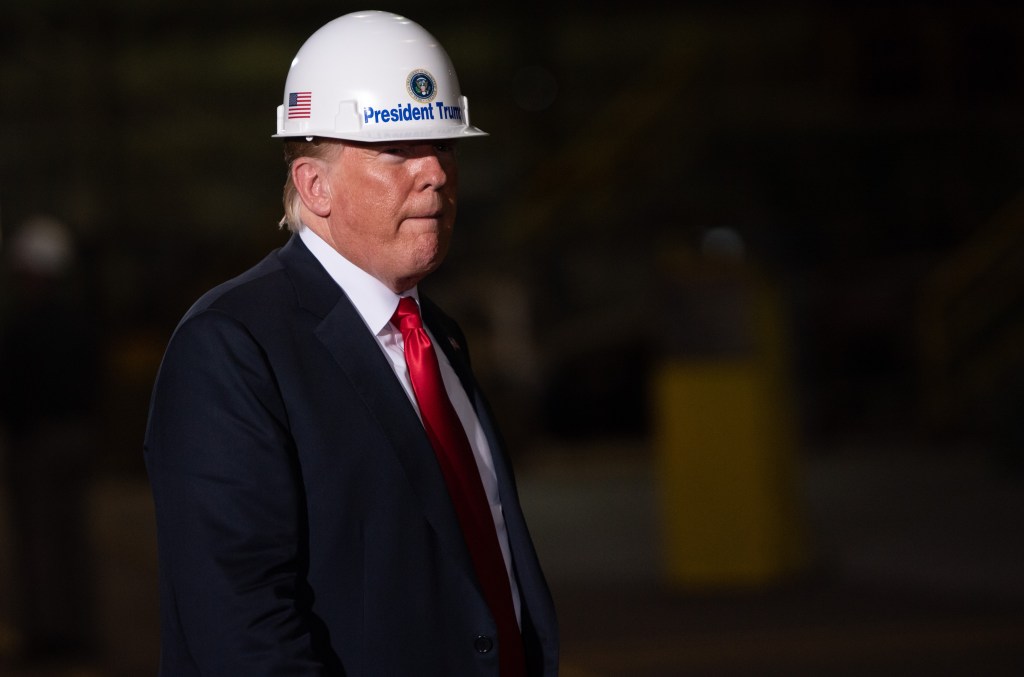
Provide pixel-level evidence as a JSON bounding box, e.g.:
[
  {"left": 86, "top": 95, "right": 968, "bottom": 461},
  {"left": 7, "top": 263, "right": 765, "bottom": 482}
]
[
  {"left": 421, "top": 298, "right": 477, "bottom": 412},
  {"left": 422, "top": 296, "right": 509, "bottom": 483},
  {"left": 277, "top": 236, "right": 476, "bottom": 581}
]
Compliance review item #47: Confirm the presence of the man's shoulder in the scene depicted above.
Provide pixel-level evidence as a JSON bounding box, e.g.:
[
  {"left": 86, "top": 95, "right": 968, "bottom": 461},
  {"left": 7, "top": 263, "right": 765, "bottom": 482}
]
[
  {"left": 187, "top": 247, "right": 291, "bottom": 319},
  {"left": 187, "top": 233, "right": 328, "bottom": 312}
]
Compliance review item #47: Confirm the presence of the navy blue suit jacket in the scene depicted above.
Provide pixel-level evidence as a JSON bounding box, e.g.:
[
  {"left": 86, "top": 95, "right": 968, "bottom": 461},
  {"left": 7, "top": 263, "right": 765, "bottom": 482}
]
[{"left": 144, "top": 234, "right": 558, "bottom": 676}]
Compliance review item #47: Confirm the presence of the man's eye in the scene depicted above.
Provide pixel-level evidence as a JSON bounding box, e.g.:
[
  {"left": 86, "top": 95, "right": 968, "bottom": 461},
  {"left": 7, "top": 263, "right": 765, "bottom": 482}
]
[
  {"left": 434, "top": 142, "right": 456, "bottom": 154},
  {"left": 381, "top": 147, "right": 407, "bottom": 157}
]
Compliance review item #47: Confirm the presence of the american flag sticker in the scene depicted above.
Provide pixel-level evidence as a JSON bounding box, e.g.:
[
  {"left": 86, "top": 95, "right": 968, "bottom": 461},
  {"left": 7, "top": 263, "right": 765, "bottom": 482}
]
[{"left": 287, "top": 91, "right": 312, "bottom": 119}]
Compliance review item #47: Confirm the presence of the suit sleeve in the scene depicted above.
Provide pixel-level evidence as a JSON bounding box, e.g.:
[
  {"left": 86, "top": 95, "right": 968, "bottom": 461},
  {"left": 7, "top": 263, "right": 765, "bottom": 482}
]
[{"left": 144, "top": 309, "right": 331, "bottom": 675}]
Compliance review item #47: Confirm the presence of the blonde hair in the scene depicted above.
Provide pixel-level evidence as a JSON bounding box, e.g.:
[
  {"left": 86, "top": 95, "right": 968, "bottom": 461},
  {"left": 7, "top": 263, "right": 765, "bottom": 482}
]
[{"left": 279, "top": 138, "right": 340, "bottom": 232}]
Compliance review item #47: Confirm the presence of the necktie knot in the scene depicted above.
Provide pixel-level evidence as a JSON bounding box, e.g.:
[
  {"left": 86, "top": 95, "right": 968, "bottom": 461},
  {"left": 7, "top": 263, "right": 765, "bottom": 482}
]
[{"left": 393, "top": 296, "right": 422, "bottom": 334}]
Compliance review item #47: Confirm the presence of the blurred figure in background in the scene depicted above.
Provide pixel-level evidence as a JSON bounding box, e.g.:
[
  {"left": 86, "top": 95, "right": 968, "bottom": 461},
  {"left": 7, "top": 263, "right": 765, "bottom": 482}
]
[{"left": 0, "top": 215, "right": 100, "bottom": 666}]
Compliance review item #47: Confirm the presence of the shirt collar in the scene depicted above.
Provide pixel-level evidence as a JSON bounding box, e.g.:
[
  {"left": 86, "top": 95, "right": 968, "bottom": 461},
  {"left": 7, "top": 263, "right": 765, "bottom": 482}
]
[{"left": 299, "top": 226, "right": 417, "bottom": 335}]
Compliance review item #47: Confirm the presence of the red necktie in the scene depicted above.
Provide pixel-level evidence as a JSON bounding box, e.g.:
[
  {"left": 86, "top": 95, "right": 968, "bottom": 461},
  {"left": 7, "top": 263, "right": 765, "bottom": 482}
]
[{"left": 393, "top": 296, "right": 526, "bottom": 677}]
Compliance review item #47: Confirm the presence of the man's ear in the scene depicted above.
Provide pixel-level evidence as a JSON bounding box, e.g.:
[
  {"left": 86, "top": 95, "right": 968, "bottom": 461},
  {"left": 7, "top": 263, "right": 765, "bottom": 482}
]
[{"left": 292, "top": 157, "right": 333, "bottom": 218}]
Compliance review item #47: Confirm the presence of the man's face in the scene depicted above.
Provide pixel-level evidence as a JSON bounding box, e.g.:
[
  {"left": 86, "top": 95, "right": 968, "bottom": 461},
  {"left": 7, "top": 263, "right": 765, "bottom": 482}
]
[{"left": 322, "top": 139, "right": 459, "bottom": 293}]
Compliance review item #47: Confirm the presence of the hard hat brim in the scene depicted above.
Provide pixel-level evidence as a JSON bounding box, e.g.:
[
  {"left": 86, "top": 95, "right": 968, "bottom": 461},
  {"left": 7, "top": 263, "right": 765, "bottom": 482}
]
[{"left": 272, "top": 125, "right": 488, "bottom": 142}]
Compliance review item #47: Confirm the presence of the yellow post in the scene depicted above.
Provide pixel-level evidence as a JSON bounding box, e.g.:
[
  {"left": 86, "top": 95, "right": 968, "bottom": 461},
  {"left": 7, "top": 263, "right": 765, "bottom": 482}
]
[{"left": 653, "top": 284, "right": 805, "bottom": 587}]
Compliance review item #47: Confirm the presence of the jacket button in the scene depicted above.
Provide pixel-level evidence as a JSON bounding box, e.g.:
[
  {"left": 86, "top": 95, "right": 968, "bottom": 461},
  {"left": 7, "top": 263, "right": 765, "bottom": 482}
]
[{"left": 473, "top": 635, "right": 494, "bottom": 653}]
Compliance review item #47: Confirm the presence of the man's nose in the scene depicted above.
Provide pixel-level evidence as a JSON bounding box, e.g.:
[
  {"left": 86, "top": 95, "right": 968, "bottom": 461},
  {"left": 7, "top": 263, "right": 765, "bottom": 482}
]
[{"left": 415, "top": 150, "right": 451, "bottom": 189}]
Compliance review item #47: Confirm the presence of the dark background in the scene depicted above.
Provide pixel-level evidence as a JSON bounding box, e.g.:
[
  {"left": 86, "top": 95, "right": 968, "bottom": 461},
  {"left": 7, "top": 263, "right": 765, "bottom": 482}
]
[{"left": 1, "top": 1, "right": 1023, "bottom": 674}]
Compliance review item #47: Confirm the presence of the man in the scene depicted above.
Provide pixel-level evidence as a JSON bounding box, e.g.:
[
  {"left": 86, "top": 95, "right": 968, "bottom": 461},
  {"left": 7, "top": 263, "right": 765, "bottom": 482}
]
[{"left": 144, "top": 11, "right": 558, "bottom": 677}]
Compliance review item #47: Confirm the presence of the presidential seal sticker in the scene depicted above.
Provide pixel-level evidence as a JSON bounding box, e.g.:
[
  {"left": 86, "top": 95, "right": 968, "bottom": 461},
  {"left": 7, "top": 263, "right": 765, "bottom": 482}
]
[
  {"left": 362, "top": 68, "right": 462, "bottom": 127},
  {"left": 406, "top": 69, "right": 438, "bottom": 103}
]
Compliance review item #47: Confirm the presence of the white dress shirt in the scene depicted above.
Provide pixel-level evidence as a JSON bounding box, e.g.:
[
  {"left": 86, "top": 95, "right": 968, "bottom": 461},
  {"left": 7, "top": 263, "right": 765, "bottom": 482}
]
[{"left": 298, "top": 227, "right": 521, "bottom": 622}]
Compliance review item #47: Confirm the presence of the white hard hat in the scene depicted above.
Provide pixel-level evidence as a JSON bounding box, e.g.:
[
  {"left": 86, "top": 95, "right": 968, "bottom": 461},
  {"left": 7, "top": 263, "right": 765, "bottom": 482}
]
[{"left": 274, "top": 11, "right": 487, "bottom": 142}]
